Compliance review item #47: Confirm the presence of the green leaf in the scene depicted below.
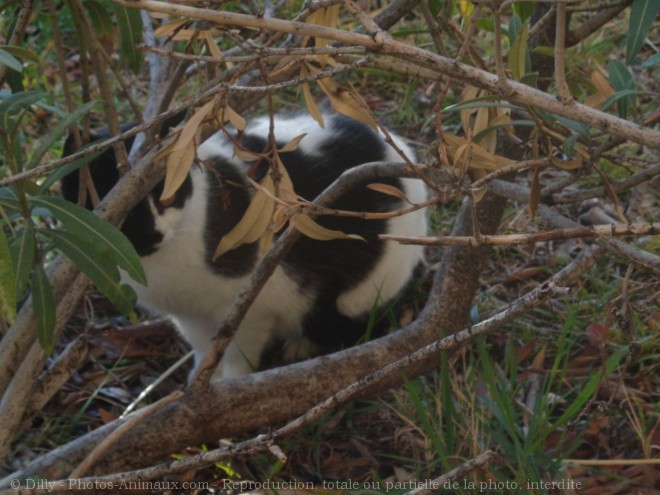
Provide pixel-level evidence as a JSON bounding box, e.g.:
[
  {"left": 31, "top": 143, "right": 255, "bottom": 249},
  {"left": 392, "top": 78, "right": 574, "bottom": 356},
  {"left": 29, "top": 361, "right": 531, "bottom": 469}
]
[
  {"left": 31, "top": 263, "right": 56, "bottom": 354},
  {"left": 26, "top": 101, "right": 95, "bottom": 170},
  {"left": 512, "top": 2, "right": 534, "bottom": 22},
  {"left": 0, "top": 91, "right": 46, "bottom": 132},
  {"left": 607, "top": 60, "right": 636, "bottom": 118},
  {"left": 601, "top": 89, "right": 648, "bottom": 112},
  {"left": 0, "top": 187, "right": 19, "bottom": 211},
  {"left": 113, "top": 5, "right": 143, "bottom": 74},
  {"left": 509, "top": 24, "right": 529, "bottom": 81},
  {"left": 552, "top": 114, "right": 591, "bottom": 137},
  {"left": 563, "top": 134, "right": 578, "bottom": 158},
  {"left": 29, "top": 196, "right": 146, "bottom": 285},
  {"left": 37, "top": 151, "right": 100, "bottom": 195},
  {"left": 642, "top": 52, "right": 660, "bottom": 68},
  {"left": 626, "top": 0, "right": 660, "bottom": 64},
  {"left": 0, "top": 45, "right": 39, "bottom": 64},
  {"left": 44, "top": 229, "right": 137, "bottom": 315},
  {"left": 554, "top": 346, "right": 628, "bottom": 428},
  {"left": 0, "top": 47, "right": 22, "bottom": 72},
  {"left": 0, "top": 228, "right": 16, "bottom": 325},
  {"left": 9, "top": 223, "right": 36, "bottom": 297},
  {"left": 83, "top": 0, "right": 114, "bottom": 44}
]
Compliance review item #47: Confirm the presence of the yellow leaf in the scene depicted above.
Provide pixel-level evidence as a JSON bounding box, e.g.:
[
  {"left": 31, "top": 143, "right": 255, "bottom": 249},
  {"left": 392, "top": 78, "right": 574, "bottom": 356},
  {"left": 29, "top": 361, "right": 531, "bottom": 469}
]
[
  {"left": 590, "top": 71, "right": 615, "bottom": 99},
  {"left": 509, "top": 25, "right": 529, "bottom": 81},
  {"left": 172, "top": 29, "right": 197, "bottom": 41},
  {"left": 274, "top": 155, "right": 298, "bottom": 204},
  {"left": 586, "top": 70, "right": 616, "bottom": 109},
  {"left": 234, "top": 149, "right": 262, "bottom": 162},
  {"left": 444, "top": 133, "right": 513, "bottom": 171},
  {"left": 224, "top": 105, "right": 246, "bottom": 131},
  {"left": 317, "top": 77, "right": 377, "bottom": 130},
  {"left": 474, "top": 105, "right": 490, "bottom": 136},
  {"left": 459, "top": 1, "right": 474, "bottom": 18},
  {"left": 304, "top": 5, "right": 340, "bottom": 50},
  {"left": 279, "top": 133, "right": 307, "bottom": 153},
  {"left": 550, "top": 154, "right": 583, "bottom": 170},
  {"left": 160, "top": 137, "right": 196, "bottom": 203},
  {"left": 152, "top": 137, "right": 178, "bottom": 163},
  {"left": 291, "top": 214, "right": 365, "bottom": 242},
  {"left": 213, "top": 174, "right": 277, "bottom": 260},
  {"left": 154, "top": 19, "right": 189, "bottom": 38},
  {"left": 203, "top": 32, "right": 223, "bottom": 59},
  {"left": 367, "top": 183, "right": 413, "bottom": 204},
  {"left": 302, "top": 81, "right": 324, "bottom": 128},
  {"left": 175, "top": 98, "right": 216, "bottom": 151}
]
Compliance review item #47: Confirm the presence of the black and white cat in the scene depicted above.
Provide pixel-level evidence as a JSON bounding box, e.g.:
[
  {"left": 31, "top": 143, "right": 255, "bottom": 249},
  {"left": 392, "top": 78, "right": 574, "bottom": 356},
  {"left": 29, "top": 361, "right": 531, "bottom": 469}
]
[{"left": 62, "top": 112, "right": 427, "bottom": 379}]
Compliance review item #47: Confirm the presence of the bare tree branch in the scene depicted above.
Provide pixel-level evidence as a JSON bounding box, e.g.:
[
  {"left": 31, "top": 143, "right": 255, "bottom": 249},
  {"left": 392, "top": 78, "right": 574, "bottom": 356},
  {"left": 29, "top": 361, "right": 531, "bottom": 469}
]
[{"left": 114, "top": 0, "right": 660, "bottom": 149}]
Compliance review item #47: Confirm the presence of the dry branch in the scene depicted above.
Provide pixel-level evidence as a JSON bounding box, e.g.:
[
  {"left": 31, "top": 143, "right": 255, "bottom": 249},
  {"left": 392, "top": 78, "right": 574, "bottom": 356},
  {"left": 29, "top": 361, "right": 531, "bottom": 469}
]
[
  {"left": 488, "top": 180, "right": 660, "bottom": 274},
  {"left": 1, "top": 277, "right": 561, "bottom": 491},
  {"left": 116, "top": 0, "right": 660, "bottom": 150},
  {"left": 381, "top": 222, "right": 660, "bottom": 247}
]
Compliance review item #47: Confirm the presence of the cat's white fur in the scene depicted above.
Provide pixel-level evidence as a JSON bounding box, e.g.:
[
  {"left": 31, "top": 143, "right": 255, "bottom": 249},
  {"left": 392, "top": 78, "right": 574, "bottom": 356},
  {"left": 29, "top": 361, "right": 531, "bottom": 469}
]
[{"left": 123, "top": 114, "right": 427, "bottom": 378}]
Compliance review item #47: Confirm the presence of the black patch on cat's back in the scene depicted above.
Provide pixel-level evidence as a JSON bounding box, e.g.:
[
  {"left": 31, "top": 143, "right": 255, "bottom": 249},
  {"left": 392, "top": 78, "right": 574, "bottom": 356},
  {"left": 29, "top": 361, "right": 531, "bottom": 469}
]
[{"left": 203, "top": 158, "right": 259, "bottom": 277}]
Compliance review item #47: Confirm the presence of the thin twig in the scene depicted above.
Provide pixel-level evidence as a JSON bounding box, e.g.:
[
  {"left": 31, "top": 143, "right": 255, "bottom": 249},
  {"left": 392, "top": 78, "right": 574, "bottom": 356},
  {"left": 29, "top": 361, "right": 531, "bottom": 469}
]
[
  {"left": 489, "top": 180, "right": 660, "bottom": 274},
  {"left": 402, "top": 450, "right": 499, "bottom": 495},
  {"left": 381, "top": 222, "right": 660, "bottom": 246},
  {"left": 113, "top": 0, "right": 660, "bottom": 149},
  {"left": 554, "top": 0, "right": 572, "bottom": 101},
  {"left": 551, "top": 162, "right": 660, "bottom": 204},
  {"left": 0, "top": 279, "right": 560, "bottom": 494}
]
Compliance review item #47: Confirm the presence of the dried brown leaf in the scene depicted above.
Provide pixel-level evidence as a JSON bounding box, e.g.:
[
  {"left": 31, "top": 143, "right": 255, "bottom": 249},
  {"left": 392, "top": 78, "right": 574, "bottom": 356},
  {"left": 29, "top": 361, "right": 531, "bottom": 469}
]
[
  {"left": 316, "top": 76, "right": 377, "bottom": 130},
  {"left": 367, "top": 183, "right": 412, "bottom": 204},
  {"left": 160, "top": 138, "right": 196, "bottom": 203},
  {"left": 302, "top": 82, "right": 324, "bottom": 128},
  {"left": 213, "top": 174, "right": 276, "bottom": 260},
  {"left": 279, "top": 134, "right": 307, "bottom": 153},
  {"left": 154, "top": 19, "right": 189, "bottom": 38},
  {"left": 529, "top": 167, "right": 541, "bottom": 219},
  {"left": 291, "top": 214, "right": 365, "bottom": 242}
]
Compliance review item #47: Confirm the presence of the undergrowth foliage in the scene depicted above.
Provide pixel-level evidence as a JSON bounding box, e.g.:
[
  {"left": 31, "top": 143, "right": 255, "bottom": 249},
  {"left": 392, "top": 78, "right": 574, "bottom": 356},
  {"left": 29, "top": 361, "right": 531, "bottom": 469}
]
[{"left": 0, "top": 0, "right": 658, "bottom": 493}]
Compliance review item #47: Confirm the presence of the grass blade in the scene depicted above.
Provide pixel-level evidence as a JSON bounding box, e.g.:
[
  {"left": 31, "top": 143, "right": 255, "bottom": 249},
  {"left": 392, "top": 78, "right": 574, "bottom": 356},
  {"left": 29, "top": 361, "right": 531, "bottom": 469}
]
[{"left": 31, "top": 263, "right": 55, "bottom": 354}]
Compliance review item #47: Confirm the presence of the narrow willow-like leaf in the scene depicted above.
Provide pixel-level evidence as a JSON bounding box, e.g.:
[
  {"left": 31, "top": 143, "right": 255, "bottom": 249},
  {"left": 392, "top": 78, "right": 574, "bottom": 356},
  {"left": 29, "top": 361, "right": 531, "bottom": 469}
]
[
  {"left": 0, "top": 45, "right": 39, "bottom": 64},
  {"left": 9, "top": 223, "right": 36, "bottom": 297},
  {"left": 291, "top": 214, "right": 365, "bottom": 242},
  {"left": 82, "top": 0, "right": 114, "bottom": 44},
  {"left": 213, "top": 174, "right": 276, "bottom": 260},
  {"left": 113, "top": 4, "right": 143, "bottom": 74},
  {"left": 279, "top": 134, "right": 307, "bottom": 153},
  {"left": 509, "top": 24, "right": 529, "bottom": 81},
  {"left": 626, "top": 0, "right": 660, "bottom": 64},
  {"left": 26, "top": 101, "right": 95, "bottom": 170},
  {"left": 0, "top": 47, "right": 23, "bottom": 72},
  {"left": 367, "top": 183, "right": 412, "bottom": 204},
  {"left": 554, "top": 346, "right": 628, "bottom": 428},
  {"left": 528, "top": 167, "right": 541, "bottom": 220},
  {"left": 0, "top": 91, "right": 46, "bottom": 134},
  {"left": 45, "top": 229, "right": 137, "bottom": 315},
  {"left": 0, "top": 229, "right": 16, "bottom": 325},
  {"left": 30, "top": 196, "right": 146, "bottom": 285},
  {"left": 302, "top": 82, "right": 324, "bottom": 128},
  {"left": 607, "top": 60, "right": 636, "bottom": 119},
  {"left": 31, "top": 264, "right": 55, "bottom": 354}
]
